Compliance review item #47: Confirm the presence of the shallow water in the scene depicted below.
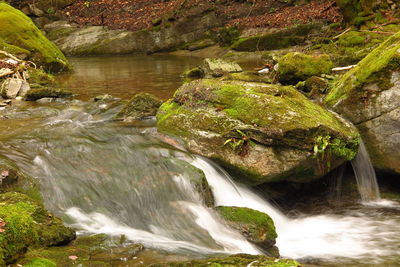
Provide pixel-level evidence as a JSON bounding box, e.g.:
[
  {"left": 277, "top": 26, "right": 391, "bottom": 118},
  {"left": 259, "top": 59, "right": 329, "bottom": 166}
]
[
  {"left": 1, "top": 56, "right": 399, "bottom": 266},
  {"left": 58, "top": 55, "right": 202, "bottom": 100}
]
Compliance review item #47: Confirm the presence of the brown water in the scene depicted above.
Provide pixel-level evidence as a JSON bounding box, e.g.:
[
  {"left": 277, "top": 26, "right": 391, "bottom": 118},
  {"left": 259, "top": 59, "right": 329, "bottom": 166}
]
[{"left": 58, "top": 55, "right": 202, "bottom": 101}]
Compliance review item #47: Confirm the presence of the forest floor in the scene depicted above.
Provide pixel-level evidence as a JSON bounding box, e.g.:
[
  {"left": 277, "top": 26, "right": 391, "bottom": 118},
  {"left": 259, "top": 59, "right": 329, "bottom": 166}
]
[{"left": 59, "top": 0, "right": 342, "bottom": 32}]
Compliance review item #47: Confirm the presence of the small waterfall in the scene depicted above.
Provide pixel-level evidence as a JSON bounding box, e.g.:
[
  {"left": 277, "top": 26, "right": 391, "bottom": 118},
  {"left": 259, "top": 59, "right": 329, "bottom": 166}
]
[
  {"left": 192, "top": 157, "right": 399, "bottom": 263},
  {"left": 351, "top": 140, "right": 381, "bottom": 202}
]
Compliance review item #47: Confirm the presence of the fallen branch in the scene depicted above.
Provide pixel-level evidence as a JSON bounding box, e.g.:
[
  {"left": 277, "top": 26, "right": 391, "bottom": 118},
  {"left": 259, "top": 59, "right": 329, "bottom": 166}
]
[{"left": 332, "top": 27, "right": 351, "bottom": 39}]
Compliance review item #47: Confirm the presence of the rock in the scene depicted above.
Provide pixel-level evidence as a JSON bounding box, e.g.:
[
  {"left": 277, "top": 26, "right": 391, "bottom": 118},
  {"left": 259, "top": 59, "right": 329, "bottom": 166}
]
[
  {"left": 1, "top": 78, "right": 30, "bottom": 99},
  {"left": 0, "top": 3, "right": 69, "bottom": 72},
  {"left": 182, "top": 58, "right": 242, "bottom": 80},
  {"left": 157, "top": 79, "right": 360, "bottom": 185},
  {"left": 278, "top": 52, "right": 333, "bottom": 83},
  {"left": 325, "top": 31, "right": 400, "bottom": 174},
  {"left": 202, "top": 58, "right": 242, "bottom": 77},
  {"left": 226, "top": 71, "right": 272, "bottom": 83},
  {"left": 216, "top": 206, "right": 277, "bottom": 254},
  {"left": 24, "top": 258, "right": 56, "bottom": 267},
  {"left": 187, "top": 39, "right": 215, "bottom": 51},
  {"left": 115, "top": 93, "right": 163, "bottom": 121},
  {"left": 231, "top": 23, "right": 321, "bottom": 52},
  {"left": 50, "top": 12, "right": 221, "bottom": 55},
  {"left": 150, "top": 254, "right": 301, "bottom": 267},
  {"left": 0, "top": 192, "right": 76, "bottom": 265},
  {"left": 24, "top": 88, "right": 72, "bottom": 101}
]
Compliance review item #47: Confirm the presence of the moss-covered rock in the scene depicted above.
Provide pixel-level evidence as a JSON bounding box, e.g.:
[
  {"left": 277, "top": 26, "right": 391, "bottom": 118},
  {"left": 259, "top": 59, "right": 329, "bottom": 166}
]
[
  {"left": 0, "top": 192, "right": 75, "bottom": 265},
  {"left": 324, "top": 30, "right": 400, "bottom": 175},
  {"left": 115, "top": 93, "right": 163, "bottom": 121},
  {"left": 23, "top": 257, "right": 57, "bottom": 267},
  {"left": 27, "top": 69, "right": 56, "bottom": 88},
  {"left": 202, "top": 58, "right": 242, "bottom": 78},
  {"left": 151, "top": 254, "right": 301, "bottom": 267},
  {"left": 0, "top": 3, "right": 69, "bottom": 72},
  {"left": 225, "top": 71, "right": 272, "bottom": 84},
  {"left": 0, "top": 155, "right": 41, "bottom": 200},
  {"left": 157, "top": 79, "right": 359, "bottom": 185},
  {"left": 182, "top": 67, "right": 205, "bottom": 79},
  {"left": 231, "top": 23, "right": 321, "bottom": 52},
  {"left": 216, "top": 206, "right": 277, "bottom": 254},
  {"left": 278, "top": 52, "right": 333, "bottom": 83},
  {"left": 24, "top": 87, "right": 72, "bottom": 101}
]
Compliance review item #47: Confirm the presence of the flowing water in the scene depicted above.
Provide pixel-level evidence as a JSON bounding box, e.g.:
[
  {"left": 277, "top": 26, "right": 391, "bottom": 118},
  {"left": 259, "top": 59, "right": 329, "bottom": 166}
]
[
  {"left": 351, "top": 140, "right": 381, "bottom": 202},
  {"left": 0, "top": 56, "right": 399, "bottom": 266}
]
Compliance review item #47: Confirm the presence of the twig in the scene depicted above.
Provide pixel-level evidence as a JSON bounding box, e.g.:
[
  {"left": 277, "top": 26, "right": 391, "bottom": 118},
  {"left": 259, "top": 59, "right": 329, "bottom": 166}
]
[
  {"left": 0, "top": 50, "right": 22, "bottom": 62},
  {"left": 359, "top": 30, "right": 396, "bottom": 35},
  {"left": 332, "top": 27, "right": 351, "bottom": 39}
]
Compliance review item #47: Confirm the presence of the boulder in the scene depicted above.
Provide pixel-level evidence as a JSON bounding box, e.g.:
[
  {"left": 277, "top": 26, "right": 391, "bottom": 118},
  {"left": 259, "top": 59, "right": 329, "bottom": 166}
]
[
  {"left": 325, "top": 30, "right": 400, "bottom": 175},
  {"left": 24, "top": 87, "right": 72, "bottom": 101},
  {"left": 0, "top": 192, "right": 76, "bottom": 265},
  {"left": 115, "top": 93, "right": 163, "bottom": 121},
  {"left": 216, "top": 206, "right": 277, "bottom": 254},
  {"left": 0, "top": 3, "right": 69, "bottom": 72},
  {"left": 202, "top": 58, "right": 242, "bottom": 77},
  {"left": 157, "top": 79, "right": 360, "bottom": 185},
  {"left": 278, "top": 52, "right": 333, "bottom": 83},
  {"left": 0, "top": 78, "right": 30, "bottom": 99},
  {"left": 49, "top": 12, "right": 221, "bottom": 55},
  {"left": 182, "top": 58, "right": 242, "bottom": 79}
]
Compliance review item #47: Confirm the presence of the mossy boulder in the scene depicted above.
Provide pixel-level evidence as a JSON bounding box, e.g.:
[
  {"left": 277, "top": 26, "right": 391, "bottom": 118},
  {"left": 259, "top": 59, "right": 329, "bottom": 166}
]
[
  {"left": 0, "top": 3, "right": 69, "bottom": 72},
  {"left": 157, "top": 79, "right": 360, "bottom": 185},
  {"left": 231, "top": 23, "right": 321, "bottom": 52},
  {"left": 115, "top": 93, "right": 163, "bottom": 121},
  {"left": 151, "top": 254, "right": 301, "bottom": 267},
  {"left": 216, "top": 206, "right": 277, "bottom": 254},
  {"left": 278, "top": 52, "right": 333, "bottom": 83},
  {"left": 24, "top": 258, "right": 57, "bottom": 267},
  {"left": 225, "top": 71, "right": 272, "bottom": 84},
  {"left": 25, "top": 87, "right": 72, "bottom": 101},
  {"left": 0, "top": 155, "right": 41, "bottom": 200},
  {"left": 0, "top": 192, "right": 75, "bottom": 265},
  {"left": 325, "top": 30, "right": 400, "bottom": 175}
]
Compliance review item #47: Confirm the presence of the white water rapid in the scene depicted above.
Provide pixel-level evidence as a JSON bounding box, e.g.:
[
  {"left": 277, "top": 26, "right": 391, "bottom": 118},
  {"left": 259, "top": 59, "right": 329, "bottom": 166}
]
[{"left": 192, "top": 157, "right": 400, "bottom": 264}]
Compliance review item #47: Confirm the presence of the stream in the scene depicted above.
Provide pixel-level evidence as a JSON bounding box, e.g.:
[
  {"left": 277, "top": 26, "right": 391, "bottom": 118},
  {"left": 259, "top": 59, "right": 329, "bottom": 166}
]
[{"left": 0, "top": 55, "right": 399, "bottom": 267}]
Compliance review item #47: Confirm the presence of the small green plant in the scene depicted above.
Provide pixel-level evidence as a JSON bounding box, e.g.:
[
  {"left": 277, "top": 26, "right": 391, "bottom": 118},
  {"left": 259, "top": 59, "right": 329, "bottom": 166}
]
[
  {"left": 46, "top": 8, "right": 55, "bottom": 14},
  {"left": 313, "top": 135, "right": 332, "bottom": 171},
  {"left": 224, "top": 129, "right": 255, "bottom": 156},
  {"left": 84, "top": 1, "right": 91, "bottom": 8}
]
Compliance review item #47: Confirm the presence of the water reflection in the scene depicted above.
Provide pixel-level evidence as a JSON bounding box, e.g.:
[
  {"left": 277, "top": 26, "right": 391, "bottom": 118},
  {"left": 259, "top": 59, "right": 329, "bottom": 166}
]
[{"left": 58, "top": 55, "right": 202, "bottom": 100}]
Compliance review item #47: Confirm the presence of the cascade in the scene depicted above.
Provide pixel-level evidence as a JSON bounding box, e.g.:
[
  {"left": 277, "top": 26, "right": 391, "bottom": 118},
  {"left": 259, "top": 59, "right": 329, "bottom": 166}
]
[
  {"left": 1, "top": 102, "right": 398, "bottom": 265},
  {"left": 351, "top": 140, "right": 381, "bottom": 202}
]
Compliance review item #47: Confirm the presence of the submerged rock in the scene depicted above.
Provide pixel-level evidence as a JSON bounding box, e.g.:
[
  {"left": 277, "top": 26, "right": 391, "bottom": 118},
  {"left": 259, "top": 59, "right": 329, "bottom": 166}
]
[
  {"left": 216, "top": 206, "right": 277, "bottom": 255},
  {"left": 157, "top": 79, "right": 359, "bottom": 185},
  {"left": 24, "top": 87, "right": 72, "bottom": 101},
  {"left": 116, "top": 93, "right": 163, "bottom": 121},
  {"left": 278, "top": 52, "right": 333, "bottom": 83},
  {"left": 325, "top": 30, "right": 400, "bottom": 175},
  {"left": 0, "top": 3, "right": 69, "bottom": 72}
]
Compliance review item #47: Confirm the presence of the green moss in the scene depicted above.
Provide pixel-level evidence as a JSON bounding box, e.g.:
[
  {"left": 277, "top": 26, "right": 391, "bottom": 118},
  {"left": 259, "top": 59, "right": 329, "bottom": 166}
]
[
  {"left": 115, "top": 93, "right": 163, "bottom": 120},
  {"left": 46, "top": 27, "right": 76, "bottom": 41},
  {"left": 325, "top": 30, "right": 400, "bottom": 106},
  {"left": 0, "top": 192, "right": 75, "bottom": 264},
  {"left": 24, "top": 258, "right": 57, "bottom": 267},
  {"left": 151, "top": 254, "right": 301, "bottom": 267},
  {"left": 216, "top": 206, "right": 277, "bottom": 246},
  {"left": 158, "top": 79, "right": 359, "bottom": 155},
  {"left": 0, "top": 38, "right": 30, "bottom": 56},
  {"left": 182, "top": 67, "right": 205, "bottom": 79},
  {"left": 25, "top": 88, "right": 73, "bottom": 101},
  {"left": 231, "top": 23, "right": 321, "bottom": 52},
  {"left": 278, "top": 52, "right": 333, "bottom": 83},
  {"left": 226, "top": 71, "right": 272, "bottom": 83},
  {"left": 0, "top": 200, "right": 38, "bottom": 265},
  {"left": 338, "top": 31, "right": 366, "bottom": 46},
  {"left": 27, "top": 69, "right": 56, "bottom": 87},
  {"left": 0, "top": 3, "right": 69, "bottom": 72}
]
